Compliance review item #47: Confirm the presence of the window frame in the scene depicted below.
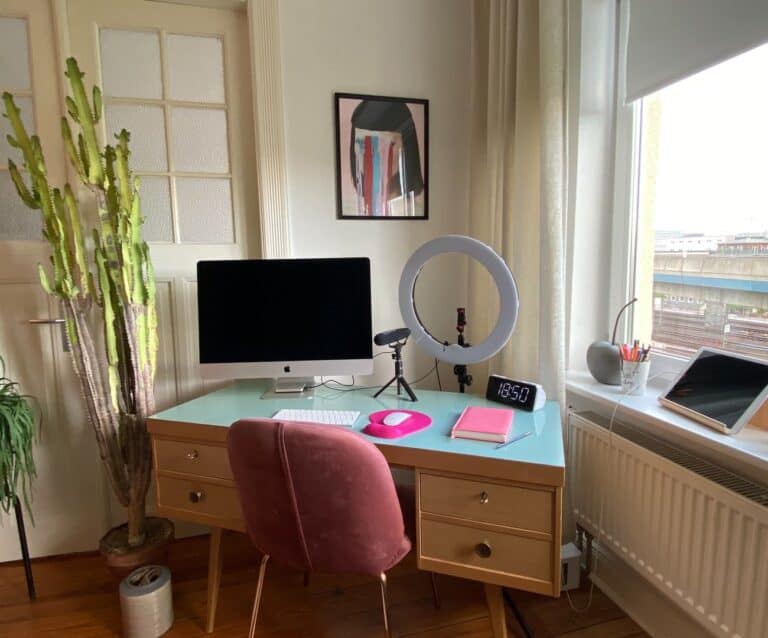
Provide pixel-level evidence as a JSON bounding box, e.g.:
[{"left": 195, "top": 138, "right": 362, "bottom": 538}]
[
  {"left": 97, "top": 26, "right": 234, "bottom": 245},
  {"left": 610, "top": 1, "right": 689, "bottom": 379},
  {"left": 568, "top": 0, "right": 768, "bottom": 464},
  {"left": 611, "top": 3, "right": 768, "bottom": 379},
  {"left": 0, "top": 13, "right": 42, "bottom": 242}
]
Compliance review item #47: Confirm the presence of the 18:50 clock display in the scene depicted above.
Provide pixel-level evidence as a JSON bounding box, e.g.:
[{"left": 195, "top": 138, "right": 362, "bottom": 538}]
[
  {"left": 499, "top": 382, "right": 531, "bottom": 402},
  {"left": 485, "top": 374, "right": 544, "bottom": 411}
]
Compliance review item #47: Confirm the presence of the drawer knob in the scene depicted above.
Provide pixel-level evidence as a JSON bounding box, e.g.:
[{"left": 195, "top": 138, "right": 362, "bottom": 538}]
[
  {"left": 186, "top": 449, "right": 199, "bottom": 460},
  {"left": 474, "top": 541, "right": 492, "bottom": 558},
  {"left": 479, "top": 491, "right": 489, "bottom": 504},
  {"left": 189, "top": 490, "right": 205, "bottom": 504}
]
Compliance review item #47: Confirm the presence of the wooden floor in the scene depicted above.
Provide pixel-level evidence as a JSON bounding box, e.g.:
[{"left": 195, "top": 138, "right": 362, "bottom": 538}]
[{"left": 0, "top": 533, "right": 647, "bottom": 637}]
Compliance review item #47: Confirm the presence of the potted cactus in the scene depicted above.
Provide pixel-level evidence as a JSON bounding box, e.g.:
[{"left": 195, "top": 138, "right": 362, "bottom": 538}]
[{"left": 2, "top": 58, "right": 172, "bottom": 572}]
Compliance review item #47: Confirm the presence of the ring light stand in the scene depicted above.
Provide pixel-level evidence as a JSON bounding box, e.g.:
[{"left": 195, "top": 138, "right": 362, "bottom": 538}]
[
  {"left": 398, "top": 235, "right": 519, "bottom": 378},
  {"left": 453, "top": 307, "right": 473, "bottom": 393}
]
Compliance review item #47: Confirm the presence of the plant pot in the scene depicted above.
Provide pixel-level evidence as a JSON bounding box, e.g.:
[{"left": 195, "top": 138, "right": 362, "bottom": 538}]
[{"left": 99, "top": 517, "right": 175, "bottom": 581}]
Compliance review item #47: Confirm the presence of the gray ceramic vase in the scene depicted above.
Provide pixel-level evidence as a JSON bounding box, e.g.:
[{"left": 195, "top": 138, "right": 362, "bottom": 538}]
[
  {"left": 586, "top": 341, "right": 621, "bottom": 385},
  {"left": 586, "top": 298, "right": 637, "bottom": 386}
]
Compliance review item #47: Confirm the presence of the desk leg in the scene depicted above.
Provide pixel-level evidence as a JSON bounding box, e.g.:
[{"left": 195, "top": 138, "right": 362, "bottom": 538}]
[
  {"left": 484, "top": 584, "right": 508, "bottom": 638},
  {"left": 205, "top": 528, "right": 223, "bottom": 633}
]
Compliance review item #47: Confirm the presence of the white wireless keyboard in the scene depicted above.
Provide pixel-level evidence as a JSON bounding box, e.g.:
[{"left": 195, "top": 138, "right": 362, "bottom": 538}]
[{"left": 272, "top": 409, "right": 361, "bottom": 427}]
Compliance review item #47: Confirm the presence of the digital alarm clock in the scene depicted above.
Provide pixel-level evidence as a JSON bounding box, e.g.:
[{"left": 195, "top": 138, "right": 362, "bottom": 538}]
[{"left": 485, "top": 374, "right": 546, "bottom": 412}]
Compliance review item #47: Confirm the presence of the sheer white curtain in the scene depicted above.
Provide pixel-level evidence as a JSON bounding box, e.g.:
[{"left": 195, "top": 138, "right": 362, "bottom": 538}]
[{"left": 468, "top": 0, "right": 567, "bottom": 402}]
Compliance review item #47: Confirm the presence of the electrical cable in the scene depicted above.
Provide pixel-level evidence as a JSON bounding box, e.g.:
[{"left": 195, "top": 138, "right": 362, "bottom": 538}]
[
  {"left": 565, "top": 370, "right": 678, "bottom": 613},
  {"left": 502, "top": 588, "right": 534, "bottom": 638},
  {"left": 314, "top": 359, "right": 440, "bottom": 394},
  {"left": 316, "top": 379, "right": 379, "bottom": 392},
  {"left": 409, "top": 360, "right": 439, "bottom": 386},
  {"left": 435, "top": 359, "right": 443, "bottom": 391},
  {"left": 306, "top": 353, "right": 391, "bottom": 390},
  {"left": 324, "top": 377, "right": 356, "bottom": 388}
]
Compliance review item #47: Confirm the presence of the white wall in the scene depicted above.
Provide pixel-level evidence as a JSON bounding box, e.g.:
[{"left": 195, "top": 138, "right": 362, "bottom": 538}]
[{"left": 277, "top": 0, "right": 473, "bottom": 388}]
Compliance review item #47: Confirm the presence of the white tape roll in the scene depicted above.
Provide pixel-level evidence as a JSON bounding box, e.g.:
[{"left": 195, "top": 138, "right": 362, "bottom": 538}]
[{"left": 119, "top": 565, "right": 174, "bottom": 638}]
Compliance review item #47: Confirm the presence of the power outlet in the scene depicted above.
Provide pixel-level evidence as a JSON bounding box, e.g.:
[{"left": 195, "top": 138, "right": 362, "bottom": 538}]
[{"left": 561, "top": 542, "right": 581, "bottom": 591}]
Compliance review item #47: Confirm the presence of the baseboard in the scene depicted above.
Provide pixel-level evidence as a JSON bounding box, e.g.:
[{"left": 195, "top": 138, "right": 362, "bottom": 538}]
[{"left": 589, "top": 545, "right": 715, "bottom": 638}]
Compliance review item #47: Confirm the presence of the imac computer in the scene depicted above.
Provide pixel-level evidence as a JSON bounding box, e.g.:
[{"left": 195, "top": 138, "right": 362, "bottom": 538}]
[{"left": 197, "top": 258, "right": 373, "bottom": 392}]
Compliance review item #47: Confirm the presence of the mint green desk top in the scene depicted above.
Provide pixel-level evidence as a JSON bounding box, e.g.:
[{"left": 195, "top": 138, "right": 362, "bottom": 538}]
[{"left": 151, "top": 380, "right": 565, "bottom": 484}]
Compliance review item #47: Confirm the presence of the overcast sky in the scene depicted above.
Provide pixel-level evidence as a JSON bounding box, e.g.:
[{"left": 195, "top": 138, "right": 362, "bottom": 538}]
[{"left": 649, "top": 43, "right": 768, "bottom": 237}]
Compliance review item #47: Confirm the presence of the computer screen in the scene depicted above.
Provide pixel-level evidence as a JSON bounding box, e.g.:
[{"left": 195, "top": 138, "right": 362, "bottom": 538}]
[{"left": 197, "top": 258, "right": 373, "bottom": 379}]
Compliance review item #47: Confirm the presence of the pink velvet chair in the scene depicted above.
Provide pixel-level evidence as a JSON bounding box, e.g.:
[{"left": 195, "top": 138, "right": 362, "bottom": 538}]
[{"left": 228, "top": 418, "right": 437, "bottom": 638}]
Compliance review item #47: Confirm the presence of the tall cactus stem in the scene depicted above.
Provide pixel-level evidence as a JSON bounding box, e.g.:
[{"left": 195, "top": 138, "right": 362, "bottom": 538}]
[
  {"left": 3, "top": 58, "right": 158, "bottom": 549},
  {"left": 61, "top": 117, "right": 87, "bottom": 182},
  {"left": 64, "top": 58, "right": 103, "bottom": 184},
  {"left": 7, "top": 161, "right": 38, "bottom": 209}
]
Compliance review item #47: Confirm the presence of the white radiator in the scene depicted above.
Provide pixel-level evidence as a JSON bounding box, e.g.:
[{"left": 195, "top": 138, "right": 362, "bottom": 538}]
[{"left": 568, "top": 411, "right": 768, "bottom": 638}]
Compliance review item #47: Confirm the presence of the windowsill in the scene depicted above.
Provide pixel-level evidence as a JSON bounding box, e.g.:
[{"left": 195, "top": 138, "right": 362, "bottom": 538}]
[{"left": 566, "top": 370, "right": 768, "bottom": 480}]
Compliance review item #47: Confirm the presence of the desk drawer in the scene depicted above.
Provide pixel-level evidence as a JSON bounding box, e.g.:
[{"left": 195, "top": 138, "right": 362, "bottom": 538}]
[
  {"left": 420, "top": 518, "right": 551, "bottom": 583},
  {"left": 155, "top": 438, "right": 232, "bottom": 480},
  {"left": 157, "top": 476, "right": 242, "bottom": 521},
  {"left": 419, "top": 473, "right": 552, "bottom": 534}
]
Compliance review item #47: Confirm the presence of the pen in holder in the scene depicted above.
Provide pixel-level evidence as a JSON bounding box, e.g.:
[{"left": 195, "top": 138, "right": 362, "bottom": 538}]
[{"left": 619, "top": 341, "right": 651, "bottom": 396}]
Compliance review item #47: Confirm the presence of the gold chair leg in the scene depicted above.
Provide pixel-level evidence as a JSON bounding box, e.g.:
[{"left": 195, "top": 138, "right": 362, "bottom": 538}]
[
  {"left": 379, "top": 572, "right": 393, "bottom": 638},
  {"left": 248, "top": 554, "right": 270, "bottom": 638},
  {"left": 429, "top": 572, "right": 441, "bottom": 609},
  {"left": 205, "top": 528, "right": 223, "bottom": 633}
]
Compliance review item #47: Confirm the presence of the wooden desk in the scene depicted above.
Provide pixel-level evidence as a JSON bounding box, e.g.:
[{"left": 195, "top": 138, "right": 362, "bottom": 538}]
[{"left": 147, "top": 381, "right": 565, "bottom": 637}]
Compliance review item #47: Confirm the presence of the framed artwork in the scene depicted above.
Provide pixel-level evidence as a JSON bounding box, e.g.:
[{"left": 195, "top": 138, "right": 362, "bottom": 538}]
[{"left": 334, "top": 92, "right": 428, "bottom": 220}]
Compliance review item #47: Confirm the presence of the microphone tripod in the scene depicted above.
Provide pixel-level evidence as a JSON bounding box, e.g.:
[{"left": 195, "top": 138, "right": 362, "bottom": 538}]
[{"left": 374, "top": 339, "right": 417, "bottom": 402}]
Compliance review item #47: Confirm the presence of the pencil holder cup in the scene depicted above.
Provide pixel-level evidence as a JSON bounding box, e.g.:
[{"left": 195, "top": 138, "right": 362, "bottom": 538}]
[{"left": 620, "top": 360, "right": 650, "bottom": 396}]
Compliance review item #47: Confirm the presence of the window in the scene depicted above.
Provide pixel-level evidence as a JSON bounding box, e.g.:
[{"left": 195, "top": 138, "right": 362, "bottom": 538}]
[
  {"left": 0, "top": 16, "right": 41, "bottom": 240},
  {"left": 631, "top": 44, "right": 768, "bottom": 364},
  {"left": 99, "top": 28, "right": 234, "bottom": 244}
]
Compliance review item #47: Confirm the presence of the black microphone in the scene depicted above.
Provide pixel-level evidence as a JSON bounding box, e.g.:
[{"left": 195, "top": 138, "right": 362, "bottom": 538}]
[{"left": 374, "top": 327, "right": 411, "bottom": 346}]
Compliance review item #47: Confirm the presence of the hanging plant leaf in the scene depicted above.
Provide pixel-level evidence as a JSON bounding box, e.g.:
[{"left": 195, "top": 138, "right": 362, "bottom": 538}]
[{"left": 0, "top": 356, "right": 39, "bottom": 519}]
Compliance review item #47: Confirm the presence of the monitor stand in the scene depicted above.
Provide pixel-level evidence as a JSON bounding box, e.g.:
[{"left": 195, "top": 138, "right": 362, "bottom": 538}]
[{"left": 273, "top": 377, "right": 314, "bottom": 394}]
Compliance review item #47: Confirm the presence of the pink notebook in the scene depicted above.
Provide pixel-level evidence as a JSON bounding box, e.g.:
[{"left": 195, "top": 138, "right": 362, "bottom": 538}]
[{"left": 451, "top": 406, "right": 515, "bottom": 443}]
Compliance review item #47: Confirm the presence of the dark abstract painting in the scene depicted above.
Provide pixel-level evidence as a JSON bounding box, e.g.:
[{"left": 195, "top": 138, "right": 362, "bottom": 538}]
[{"left": 335, "top": 93, "right": 428, "bottom": 219}]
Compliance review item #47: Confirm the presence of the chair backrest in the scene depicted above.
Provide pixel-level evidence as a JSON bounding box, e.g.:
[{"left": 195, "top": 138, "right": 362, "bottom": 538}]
[{"left": 228, "top": 419, "right": 410, "bottom": 576}]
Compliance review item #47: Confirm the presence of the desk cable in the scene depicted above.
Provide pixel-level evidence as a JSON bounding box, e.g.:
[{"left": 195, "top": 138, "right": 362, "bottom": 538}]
[
  {"left": 312, "top": 358, "right": 442, "bottom": 393},
  {"left": 565, "top": 370, "right": 677, "bottom": 614}
]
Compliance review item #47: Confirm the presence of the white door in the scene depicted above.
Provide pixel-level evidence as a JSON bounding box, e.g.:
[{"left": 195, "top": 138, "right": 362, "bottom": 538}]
[
  {"left": 0, "top": 0, "right": 111, "bottom": 561},
  {"left": 68, "top": 0, "right": 259, "bottom": 407},
  {"left": 0, "top": 0, "right": 259, "bottom": 559},
  {"left": 66, "top": 0, "right": 259, "bottom": 529}
]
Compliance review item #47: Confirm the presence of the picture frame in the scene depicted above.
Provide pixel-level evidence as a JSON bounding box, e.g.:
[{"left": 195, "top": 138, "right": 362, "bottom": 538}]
[{"left": 334, "top": 92, "right": 429, "bottom": 220}]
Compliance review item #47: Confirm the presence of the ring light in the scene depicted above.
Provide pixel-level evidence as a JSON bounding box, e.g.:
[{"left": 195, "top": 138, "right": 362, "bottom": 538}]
[{"left": 398, "top": 235, "right": 519, "bottom": 365}]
